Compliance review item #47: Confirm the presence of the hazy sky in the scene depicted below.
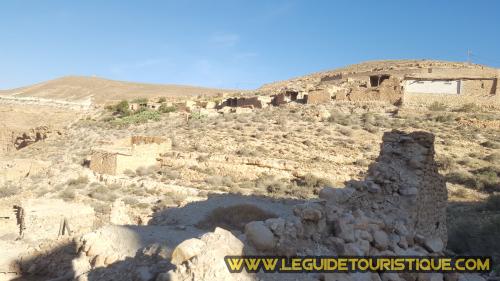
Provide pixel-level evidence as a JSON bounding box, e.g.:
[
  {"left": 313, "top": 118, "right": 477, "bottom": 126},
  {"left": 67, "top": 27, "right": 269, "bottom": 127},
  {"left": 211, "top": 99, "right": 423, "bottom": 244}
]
[{"left": 1, "top": 0, "right": 499, "bottom": 90}]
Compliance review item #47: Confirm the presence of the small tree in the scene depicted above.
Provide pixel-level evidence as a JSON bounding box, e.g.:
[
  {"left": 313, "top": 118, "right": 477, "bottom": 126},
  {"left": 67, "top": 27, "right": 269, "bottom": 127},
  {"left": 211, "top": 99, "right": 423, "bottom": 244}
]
[{"left": 115, "top": 100, "right": 131, "bottom": 116}]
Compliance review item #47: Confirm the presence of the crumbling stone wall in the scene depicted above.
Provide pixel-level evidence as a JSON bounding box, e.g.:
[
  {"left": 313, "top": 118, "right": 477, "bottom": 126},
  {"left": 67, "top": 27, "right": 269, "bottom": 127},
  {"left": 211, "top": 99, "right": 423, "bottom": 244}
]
[
  {"left": 90, "top": 136, "right": 171, "bottom": 175},
  {"left": 349, "top": 130, "right": 448, "bottom": 244},
  {"left": 0, "top": 126, "right": 52, "bottom": 155},
  {"left": 89, "top": 151, "right": 118, "bottom": 175},
  {"left": 335, "top": 76, "right": 403, "bottom": 105},
  {"left": 461, "top": 79, "right": 496, "bottom": 96},
  {"left": 0, "top": 129, "right": 15, "bottom": 155},
  {"left": 305, "top": 90, "right": 331, "bottom": 104},
  {"left": 1, "top": 199, "right": 95, "bottom": 241}
]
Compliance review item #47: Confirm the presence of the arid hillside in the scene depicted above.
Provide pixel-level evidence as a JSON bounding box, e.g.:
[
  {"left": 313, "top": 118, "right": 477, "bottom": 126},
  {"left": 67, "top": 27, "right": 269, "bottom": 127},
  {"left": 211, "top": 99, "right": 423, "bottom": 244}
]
[
  {"left": 0, "top": 76, "right": 235, "bottom": 104},
  {"left": 0, "top": 60, "right": 499, "bottom": 281}
]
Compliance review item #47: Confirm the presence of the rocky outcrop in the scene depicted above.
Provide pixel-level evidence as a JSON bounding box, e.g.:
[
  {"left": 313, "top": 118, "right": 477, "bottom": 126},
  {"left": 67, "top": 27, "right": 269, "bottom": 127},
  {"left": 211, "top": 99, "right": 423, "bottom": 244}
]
[{"left": 0, "top": 126, "right": 54, "bottom": 154}]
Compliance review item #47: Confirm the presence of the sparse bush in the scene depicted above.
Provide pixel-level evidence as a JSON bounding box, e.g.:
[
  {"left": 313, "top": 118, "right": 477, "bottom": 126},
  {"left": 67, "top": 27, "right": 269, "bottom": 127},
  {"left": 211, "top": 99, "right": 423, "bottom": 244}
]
[
  {"left": 328, "top": 111, "right": 357, "bottom": 126},
  {"left": 363, "top": 125, "right": 378, "bottom": 134},
  {"left": 448, "top": 215, "right": 500, "bottom": 258},
  {"left": 255, "top": 174, "right": 287, "bottom": 195},
  {"left": 428, "top": 102, "right": 447, "bottom": 111},
  {"left": 300, "top": 173, "right": 332, "bottom": 189},
  {"left": 160, "top": 169, "right": 181, "bottom": 180},
  {"left": 108, "top": 100, "right": 131, "bottom": 117},
  {"left": 473, "top": 167, "right": 500, "bottom": 191},
  {"left": 339, "top": 127, "right": 353, "bottom": 137},
  {"left": 123, "top": 169, "right": 136, "bottom": 177},
  {"left": 0, "top": 183, "right": 19, "bottom": 198},
  {"left": 88, "top": 185, "right": 118, "bottom": 202},
  {"left": 431, "top": 114, "right": 454, "bottom": 123},
  {"left": 205, "top": 175, "right": 235, "bottom": 188},
  {"left": 436, "top": 155, "right": 456, "bottom": 171},
  {"left": 189, "top": 111, "right": 206, "bottom": 120},
  {"left": 158, "top": 97, "right": 167, "bottom": 103},
  {"left": 455, "top": 103, "right": 480, "bottom": 113},
  {"left": 354, "top": 159, "right": 370, "bottom": 166},
  {"left": 445, "top": 171, "right": 476, "bottom": 188},
  {"left": 59, "top": 188, "right": 76, "bottom": 201},
  {"left": 122, "top": 197, "right": 139, "bottom": 206},
  {"left": 481, "top": 141, "right": 500, "bottom": 149},
  {"left": 236, "top": 147, "right": 257, "bottom": 157},
  {"left": 484, "top": 152, "right": 500, "bottom": 163},
  {"left": 67, "top": 176, "right": 89, "bottom": 186},
  {"left": 196, "top": 204, "right": 277, "bottom": 231},
  {"left": 136, "top": 165, "right": 158, "bottom": 176},
  {"left": 154, "top": 192, "right": 187, "bottom": 209},
  {"left": 159, "top": 104, "right": 176, "bottom": 113}
]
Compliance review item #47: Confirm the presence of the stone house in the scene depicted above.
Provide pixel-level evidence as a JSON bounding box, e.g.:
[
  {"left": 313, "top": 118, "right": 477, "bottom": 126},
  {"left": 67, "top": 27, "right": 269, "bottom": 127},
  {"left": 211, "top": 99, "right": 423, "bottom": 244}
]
[
  {"left": 305, "top": 90, "right": 331, "bottom": 104},
  {"left": 90, "top": 136, "right": 171, "bottom": 175},
  {"left": 320, "top": 61, "right": 500, "bottom": 106},
  {"left": 146, "top": 102, "right": 162, "bottom": 110}
]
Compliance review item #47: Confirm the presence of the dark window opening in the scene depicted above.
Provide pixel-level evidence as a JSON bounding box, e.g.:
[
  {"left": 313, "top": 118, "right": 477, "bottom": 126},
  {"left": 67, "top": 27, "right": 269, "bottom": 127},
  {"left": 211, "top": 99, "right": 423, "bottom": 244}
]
[{"left": 370, "top": 75, "right": 390, "bottom": 87}]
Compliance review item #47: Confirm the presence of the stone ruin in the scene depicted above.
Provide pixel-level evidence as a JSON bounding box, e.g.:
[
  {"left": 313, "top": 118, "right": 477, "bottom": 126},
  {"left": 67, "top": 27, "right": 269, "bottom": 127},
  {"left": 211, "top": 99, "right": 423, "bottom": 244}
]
[
  {"left": 163, "top": 131, "right": 452, "bottom": 281},
  {"left": 89, "top": 135, "right": 171, "bottom": 175},
  {"left": 8, "top": 130, "right": 483, "bottom": 281},
  {"left": 346, "top": 130, "right": 448, "bottom": 244},
  {"left": 0, "top": 126, "right": 53, "bottom": 155},
  {"left": 0, "top": 199, "right": 94, "bottom": 241}
]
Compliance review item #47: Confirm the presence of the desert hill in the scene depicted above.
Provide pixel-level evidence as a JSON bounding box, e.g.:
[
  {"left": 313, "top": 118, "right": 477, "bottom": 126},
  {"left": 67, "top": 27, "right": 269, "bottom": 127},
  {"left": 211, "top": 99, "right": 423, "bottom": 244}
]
[
  {"left": 0, "top": 76, "right": 235, "bottom": 104},
  {"left": 259, "top": 59, "right": 499, "bottom": 92}
]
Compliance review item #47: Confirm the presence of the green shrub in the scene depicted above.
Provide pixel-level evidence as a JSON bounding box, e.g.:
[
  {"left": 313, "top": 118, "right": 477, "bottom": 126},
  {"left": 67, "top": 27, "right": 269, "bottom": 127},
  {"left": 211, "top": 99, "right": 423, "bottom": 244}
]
[
  {"left": 159, "top": 104, "right": 176, "bottom": 113},
  {"left": 158, "top": 97, "right": 167, "bottom": 103},
  {"left": 189, "top": 112, "right": 206, "bottom": 120},
  {"left": 112, "top": 110, "right": 161, "bottom": 125},
  {"left": 111, "top": 100, "right": 131, "bottom": 117}
]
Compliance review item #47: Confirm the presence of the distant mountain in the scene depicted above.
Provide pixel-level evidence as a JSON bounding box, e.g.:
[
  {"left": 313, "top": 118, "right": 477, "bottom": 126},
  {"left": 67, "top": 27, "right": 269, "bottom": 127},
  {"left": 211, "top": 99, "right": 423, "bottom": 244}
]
[{"left": 0, "top": 76, "right": 235, "bottom": 104}]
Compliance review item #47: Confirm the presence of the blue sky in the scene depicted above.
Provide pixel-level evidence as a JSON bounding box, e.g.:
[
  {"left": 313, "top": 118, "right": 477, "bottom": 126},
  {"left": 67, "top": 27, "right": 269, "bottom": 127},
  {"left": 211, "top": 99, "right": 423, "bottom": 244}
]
[{"left": 1, "top": 1, "right": 499, "bottom": 90}]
